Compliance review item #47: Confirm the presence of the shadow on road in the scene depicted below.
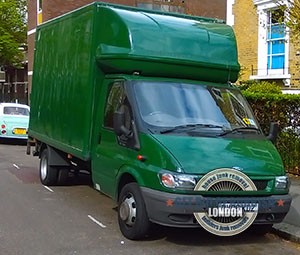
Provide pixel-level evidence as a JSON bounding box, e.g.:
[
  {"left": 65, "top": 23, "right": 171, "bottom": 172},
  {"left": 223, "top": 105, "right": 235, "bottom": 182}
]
[
  {"left": 145, "top": 225, "right": 278, "bottom": 246},
  {"left": 0, "top": 138, "right": 27, "bottom": 146},
  {"left": 61, "top": 170, "right": 93, "bottom": 186}
]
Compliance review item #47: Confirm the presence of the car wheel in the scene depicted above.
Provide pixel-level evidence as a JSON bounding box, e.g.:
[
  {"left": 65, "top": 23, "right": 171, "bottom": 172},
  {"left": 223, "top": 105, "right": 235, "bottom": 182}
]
[
  {"left": 118, "top": 182, "right": 150, "bottom": 240},
  {"left": 39, "top": 149, "right": 58, "bottom": 186}
]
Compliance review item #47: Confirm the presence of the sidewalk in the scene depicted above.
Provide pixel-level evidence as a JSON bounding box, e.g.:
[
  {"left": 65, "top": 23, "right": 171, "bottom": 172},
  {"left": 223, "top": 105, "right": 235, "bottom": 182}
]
[{"left": 272, "top": 175, "right": 300, "bottom": 243}]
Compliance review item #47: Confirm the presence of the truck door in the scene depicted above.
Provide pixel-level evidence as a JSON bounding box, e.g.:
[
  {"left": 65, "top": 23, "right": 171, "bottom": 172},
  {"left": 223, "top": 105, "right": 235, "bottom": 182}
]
[{"left": 92, "top": 81, "right": 137, "bottom": 198}]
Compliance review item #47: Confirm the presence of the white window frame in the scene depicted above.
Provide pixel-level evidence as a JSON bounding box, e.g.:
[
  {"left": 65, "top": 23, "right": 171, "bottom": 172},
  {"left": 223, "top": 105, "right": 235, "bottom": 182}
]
[
  {"left": 226, "top": 0, "right": 235, "bottom": 26},
  {"left": 251, "top": 0, "right": 291, "bottom": 85}
]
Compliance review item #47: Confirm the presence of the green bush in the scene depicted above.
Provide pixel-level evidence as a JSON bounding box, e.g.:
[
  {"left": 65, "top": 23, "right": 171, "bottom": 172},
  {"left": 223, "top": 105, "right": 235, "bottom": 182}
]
[
  {"left": 276, "top": 130, "right": 300, "bottom": 174},
  {"left": 242, "top": 90, "right": 300, "bottom": 174},
  {"left": 239, "top": 80, "right": 282, "bottom": 94},
  {"left": 243, "top": 92, "right": 300, "bottom": 133}
]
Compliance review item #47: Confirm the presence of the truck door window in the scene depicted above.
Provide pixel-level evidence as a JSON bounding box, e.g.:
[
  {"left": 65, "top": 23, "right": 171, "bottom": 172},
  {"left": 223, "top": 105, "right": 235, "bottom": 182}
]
[
  {"left": 104, "top": 82, "right": 137, "bottom": 147},
  {"left": 104, "top": 82, "right": 127, "bottom": 129},
  {"left": 104, "top": 82, "right": 140, "bottom": 149}
]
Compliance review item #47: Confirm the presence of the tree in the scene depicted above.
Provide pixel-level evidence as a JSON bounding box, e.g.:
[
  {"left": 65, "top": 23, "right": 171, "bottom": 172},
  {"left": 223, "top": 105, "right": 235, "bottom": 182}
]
[
  {"left": 0, "top": 0, "right": 27, "bottom": 68},
  {"left": 275, "top": 0, "right": 300, "bottom": 39},
  {"left": 287, "top": 0, "right": 300, "bottom": 39}
]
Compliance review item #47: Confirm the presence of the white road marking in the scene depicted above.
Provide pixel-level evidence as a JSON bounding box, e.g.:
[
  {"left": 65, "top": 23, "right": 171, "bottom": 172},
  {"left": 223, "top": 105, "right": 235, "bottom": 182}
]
[
  {"left": 88, "top": 215, "right": 107, "bottom": 228},
  {"left": 13, "top": 164, "right": 20, "bottom": 170},
  {"left": 43, "top": 185, "right": 54, "bottom": 193}
]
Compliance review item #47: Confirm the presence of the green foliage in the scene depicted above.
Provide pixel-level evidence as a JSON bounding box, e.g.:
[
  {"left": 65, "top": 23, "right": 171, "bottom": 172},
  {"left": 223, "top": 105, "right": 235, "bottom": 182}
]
[
  {"left": 243, "top": 91, "right": 300, "bottom": 174},
  {"left": 237, "top": 80, "right": 257, "bottom": 91},
  {"left": 285, "top": 0, "right": 300, "bottom": 40},
  {"left": 245, "top": 81, "right": 282, "bottom": 94},
  {"left": 239, "top": 80, "right": 282, "bottom": 94},
  {"left": 275, "top": 0, "right": 300, "bottom": 40},
  {"left": 0, "top": 0, "right": 27, "bottom": 67},
  {"left": 276, "top": 129, "right": 300, "bottom": 174}
]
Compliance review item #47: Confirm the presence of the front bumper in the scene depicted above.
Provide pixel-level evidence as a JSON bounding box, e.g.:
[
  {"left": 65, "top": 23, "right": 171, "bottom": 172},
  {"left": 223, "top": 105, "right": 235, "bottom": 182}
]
[{"left": 141, "top": 187, "right": 292, "bottom": 228}]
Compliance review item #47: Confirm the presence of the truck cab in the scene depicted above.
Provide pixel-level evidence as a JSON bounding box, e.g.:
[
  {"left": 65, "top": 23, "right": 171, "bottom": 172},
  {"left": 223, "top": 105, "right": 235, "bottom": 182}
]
[{"left": 92, "top": 75, "right": 290, "bottom": 239}]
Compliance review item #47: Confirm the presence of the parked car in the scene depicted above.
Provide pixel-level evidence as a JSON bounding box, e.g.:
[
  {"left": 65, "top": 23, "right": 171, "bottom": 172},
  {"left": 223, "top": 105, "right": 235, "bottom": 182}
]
[{"left": 0, "top": 103, "right": 30, "bottom": 140}]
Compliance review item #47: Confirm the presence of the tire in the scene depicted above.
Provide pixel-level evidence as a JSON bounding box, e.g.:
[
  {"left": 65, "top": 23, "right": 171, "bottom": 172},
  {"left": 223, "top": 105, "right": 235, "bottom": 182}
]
[
  {"left": 57, "top": 168, "right": 69, "bottom": 185},
  {"left": 39, "top": 149, "right": 58, "bottom": 186},
  {"left": 118, "top": 183, "right": 151, "bottom": 240}
]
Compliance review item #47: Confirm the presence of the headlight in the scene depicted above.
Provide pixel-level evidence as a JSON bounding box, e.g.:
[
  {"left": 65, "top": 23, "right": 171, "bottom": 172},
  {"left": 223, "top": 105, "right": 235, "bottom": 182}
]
[
  {"left": 275, "top": 175, "right": 290, "bottom": 190},
  {"left": 159, "top": 170, "right": 197, "bottom": 190}
]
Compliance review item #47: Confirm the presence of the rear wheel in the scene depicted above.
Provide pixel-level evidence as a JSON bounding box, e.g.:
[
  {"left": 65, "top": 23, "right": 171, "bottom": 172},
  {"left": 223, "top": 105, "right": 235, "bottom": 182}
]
[
  {"left": 40, "top": 149, "right": 58, "bottom": 186},
  {"left": 57, "top": 168, "right": 69, "bottom": 185},
  {"left": 118, "top": 183, "right": 150, "bottom": 240}
]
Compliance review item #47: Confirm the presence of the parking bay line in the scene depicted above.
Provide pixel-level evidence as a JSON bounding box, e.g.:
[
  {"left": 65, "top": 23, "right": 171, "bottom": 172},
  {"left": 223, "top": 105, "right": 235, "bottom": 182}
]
[
  {"left": 43, "top": 185, "right": 54, "bottom": 193},
  {"left": 13, "top": 164, "right": 20, "bottom": 170},
  {"left": 88, "top": 215, "right": 107, "bottom": 228}
]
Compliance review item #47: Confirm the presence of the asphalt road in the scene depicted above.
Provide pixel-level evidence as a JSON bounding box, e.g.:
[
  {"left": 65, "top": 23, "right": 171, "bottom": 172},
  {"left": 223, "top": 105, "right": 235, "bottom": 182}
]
[{"left": 0, "top": 141, "right": 300, "bottom": 255}]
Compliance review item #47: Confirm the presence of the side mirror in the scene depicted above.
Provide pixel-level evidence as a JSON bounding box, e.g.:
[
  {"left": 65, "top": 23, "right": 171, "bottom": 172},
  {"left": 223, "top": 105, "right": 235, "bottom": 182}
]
[
  {"left": 113, "top": 111, "right": 132, "bottom": 137},
  {"left": 267, "top": 122, "right": 279, "bottom": 144}
]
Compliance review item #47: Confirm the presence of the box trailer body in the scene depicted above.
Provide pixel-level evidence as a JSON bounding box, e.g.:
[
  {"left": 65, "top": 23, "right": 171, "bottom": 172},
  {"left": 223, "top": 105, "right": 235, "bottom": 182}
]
[{"left": 28, "top": 2, "right": 291, "bottom": 239}]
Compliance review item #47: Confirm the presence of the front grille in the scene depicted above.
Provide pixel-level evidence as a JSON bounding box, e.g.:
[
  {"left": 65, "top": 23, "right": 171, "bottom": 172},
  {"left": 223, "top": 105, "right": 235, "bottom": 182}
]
[
  {"left": 203, "top": 180, "right": 269, "bottom": 192},
  {"left": 253, "top": 180, "right": 268, "bottom": 191},
  {"left": 207, "top": 181, "right": 243, "bottom": 192}
]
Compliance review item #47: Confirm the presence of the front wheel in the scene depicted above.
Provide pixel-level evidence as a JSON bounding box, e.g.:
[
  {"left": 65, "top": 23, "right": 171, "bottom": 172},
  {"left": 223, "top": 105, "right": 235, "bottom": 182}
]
[
  {"left": 40, "top": 149, "right": 58, "bottom": 186},
  {"left": 118, "top": 183, "right": 151, "bottom": 240}
]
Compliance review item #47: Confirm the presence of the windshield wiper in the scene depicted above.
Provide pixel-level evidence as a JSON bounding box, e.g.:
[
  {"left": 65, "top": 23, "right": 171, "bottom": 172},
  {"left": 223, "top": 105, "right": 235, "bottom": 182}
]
[
  {"left": 160, "top": 124, "right": 225, "bottom": 134},
  {"left": 218, "top": 127, "right": 261, "bottom": 137}
]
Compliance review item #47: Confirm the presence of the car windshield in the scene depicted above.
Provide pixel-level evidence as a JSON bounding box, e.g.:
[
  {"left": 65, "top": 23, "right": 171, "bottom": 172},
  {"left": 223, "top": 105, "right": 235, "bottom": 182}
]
[
  {"left": 3, "top": 106, "right": 30, "bottom": 116},
  {"left": 132, "top": 81, "right": 260, "bottom": 135}
]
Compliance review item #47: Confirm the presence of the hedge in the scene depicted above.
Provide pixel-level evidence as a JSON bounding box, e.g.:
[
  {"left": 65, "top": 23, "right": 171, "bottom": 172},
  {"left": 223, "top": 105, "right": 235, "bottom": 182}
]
[{"left": 243, "top": 91, "right": 300, "bottom": 174}]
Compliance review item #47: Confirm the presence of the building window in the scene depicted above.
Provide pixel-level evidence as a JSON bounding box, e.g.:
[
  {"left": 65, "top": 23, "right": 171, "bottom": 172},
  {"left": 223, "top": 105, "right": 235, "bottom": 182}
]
[
  {"left": 137, "top": 0, "right": 185, "bottom": 13},
  {"left": 37, "top": 0, "right": 42, "bottom": 24},
  {"left": 251, "top": 0, "right": 290, "bottom": 84},
  {"left": 38, "top": 0, "right": 42, "bottom": 11},
  {"left": 267, "top": 9, "right": 285, "bottom": 70},
  {"left": 0, "top": 67, "right": 5, "bottom": 83}
]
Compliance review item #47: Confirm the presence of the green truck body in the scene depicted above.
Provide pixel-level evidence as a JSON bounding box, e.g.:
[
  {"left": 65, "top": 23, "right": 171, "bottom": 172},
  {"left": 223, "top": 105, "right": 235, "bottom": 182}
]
[{"left": 28, "top": 2, "right": 291, "bottom": 239}]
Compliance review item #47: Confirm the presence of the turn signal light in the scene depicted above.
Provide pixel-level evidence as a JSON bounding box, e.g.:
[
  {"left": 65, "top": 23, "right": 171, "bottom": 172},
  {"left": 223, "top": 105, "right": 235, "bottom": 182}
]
[
  {"left": 137, "top": 155, "right": 146, "bottom": 162},
  {"left": 1, "top": 124, "right": 5, "bottom": 129}
]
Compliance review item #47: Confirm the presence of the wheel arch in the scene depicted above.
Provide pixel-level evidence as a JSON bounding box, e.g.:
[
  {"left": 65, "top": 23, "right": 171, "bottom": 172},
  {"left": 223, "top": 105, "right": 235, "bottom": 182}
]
[
  {"left": 39, "top": 143, "right": 47, "bottom": 158},
  {"left": 40, "top": 144, "right": 70, "bottom": 167},
  {"left": 116, "top": 166, "right": 145, "bottom": 201}
]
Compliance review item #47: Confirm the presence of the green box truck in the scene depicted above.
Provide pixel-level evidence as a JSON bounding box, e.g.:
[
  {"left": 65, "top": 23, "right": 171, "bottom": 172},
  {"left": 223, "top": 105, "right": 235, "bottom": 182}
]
[{"left": 27, "top": 2, "right": 291, "bottom": 239}]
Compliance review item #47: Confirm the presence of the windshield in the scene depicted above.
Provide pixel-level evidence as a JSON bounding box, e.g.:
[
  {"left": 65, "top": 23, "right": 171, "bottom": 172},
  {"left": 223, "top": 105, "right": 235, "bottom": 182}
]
[{"left": 132, "top": 81, "right": 260, "bottom": 135}]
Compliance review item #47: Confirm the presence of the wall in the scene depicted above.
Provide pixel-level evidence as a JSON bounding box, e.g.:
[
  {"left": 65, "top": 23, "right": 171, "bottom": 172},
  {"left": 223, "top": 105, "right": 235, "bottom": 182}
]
[
  {"left": 232, "top": 0, "right": 258, "bottom": 82},
  {"left": 289, "top": 36, "right": 300, "bottom": 87},
  {"left": 42, "top": 0, "right": 136, "bottom": 21},
  {"left": 186, "top": 0, "right": 226, "bottom": 20}
]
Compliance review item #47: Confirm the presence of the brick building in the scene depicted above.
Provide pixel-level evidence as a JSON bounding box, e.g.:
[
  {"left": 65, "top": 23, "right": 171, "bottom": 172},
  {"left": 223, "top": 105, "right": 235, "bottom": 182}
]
[
  {"left": 27, "top": 0, "right": 228, "bottom": 100},
  {"left": 231, "top": 0, "right": 300, "bottom": 90}
]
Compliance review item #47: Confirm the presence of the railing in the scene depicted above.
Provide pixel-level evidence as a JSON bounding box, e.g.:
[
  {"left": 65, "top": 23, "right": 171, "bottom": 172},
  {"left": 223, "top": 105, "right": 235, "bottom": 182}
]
[{"left": 251, "top": 65, "right": 290, "bottom": 76}]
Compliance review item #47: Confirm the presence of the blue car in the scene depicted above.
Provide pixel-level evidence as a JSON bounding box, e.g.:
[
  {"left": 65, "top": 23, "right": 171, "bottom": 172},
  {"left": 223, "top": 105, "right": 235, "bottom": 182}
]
[{"left": 0, "top": 103, "right": 30, "bottom": 140}]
